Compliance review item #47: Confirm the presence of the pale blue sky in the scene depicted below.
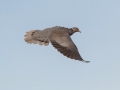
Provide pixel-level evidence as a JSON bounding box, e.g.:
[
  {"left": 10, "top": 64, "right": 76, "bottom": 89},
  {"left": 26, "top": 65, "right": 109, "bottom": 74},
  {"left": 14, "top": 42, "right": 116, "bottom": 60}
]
[{"left": 0, "top": 0, "right": 120, "bottom": 90}]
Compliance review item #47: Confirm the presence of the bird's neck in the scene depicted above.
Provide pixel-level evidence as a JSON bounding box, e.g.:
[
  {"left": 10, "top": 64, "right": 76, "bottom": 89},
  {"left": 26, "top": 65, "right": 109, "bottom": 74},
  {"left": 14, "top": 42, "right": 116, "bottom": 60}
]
[{"left": 69, "top": 29, "right": 75, "bottom": 36}]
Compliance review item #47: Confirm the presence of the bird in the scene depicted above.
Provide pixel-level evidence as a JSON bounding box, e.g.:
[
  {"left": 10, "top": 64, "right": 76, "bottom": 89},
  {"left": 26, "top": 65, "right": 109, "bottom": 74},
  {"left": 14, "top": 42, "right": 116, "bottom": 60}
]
[{"left": 24, "top": 26, "right": 90, "bottom": 63}]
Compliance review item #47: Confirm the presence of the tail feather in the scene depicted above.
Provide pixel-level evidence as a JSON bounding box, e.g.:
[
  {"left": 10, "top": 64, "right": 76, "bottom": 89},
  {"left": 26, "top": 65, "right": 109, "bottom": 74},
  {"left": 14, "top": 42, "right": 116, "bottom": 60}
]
[
  {"left": 24, "top": 30, "right": 39, "bottom": 44},
  {"left": 24, "top": 30, "right": 49, "bottom": 46}
]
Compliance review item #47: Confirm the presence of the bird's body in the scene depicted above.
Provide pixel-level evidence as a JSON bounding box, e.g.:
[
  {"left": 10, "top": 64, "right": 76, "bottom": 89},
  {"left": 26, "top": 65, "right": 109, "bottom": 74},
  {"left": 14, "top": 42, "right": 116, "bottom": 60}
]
[{"left": 24, "top": 26, "right": 90, "bottom": 63}]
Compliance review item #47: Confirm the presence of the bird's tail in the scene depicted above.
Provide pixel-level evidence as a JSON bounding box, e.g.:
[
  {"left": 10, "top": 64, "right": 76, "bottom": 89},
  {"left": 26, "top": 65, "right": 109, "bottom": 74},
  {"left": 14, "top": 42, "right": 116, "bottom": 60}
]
[{"left": 24, "top": 30, "right": 39, "bottom": 44}]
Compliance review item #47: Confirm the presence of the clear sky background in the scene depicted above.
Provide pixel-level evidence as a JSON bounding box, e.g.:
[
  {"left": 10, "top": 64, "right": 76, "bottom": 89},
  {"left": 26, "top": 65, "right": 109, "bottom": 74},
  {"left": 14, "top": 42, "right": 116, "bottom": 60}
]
[{"left": 0, "top": 0, "right": 120, "bottom": 90}]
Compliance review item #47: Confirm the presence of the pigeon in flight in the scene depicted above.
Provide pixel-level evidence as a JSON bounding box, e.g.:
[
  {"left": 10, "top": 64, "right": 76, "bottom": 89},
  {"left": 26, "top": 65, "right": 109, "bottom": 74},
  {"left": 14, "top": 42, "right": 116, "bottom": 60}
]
[{"left": 24, "top": 26, "right": 90, "bottom": 63}]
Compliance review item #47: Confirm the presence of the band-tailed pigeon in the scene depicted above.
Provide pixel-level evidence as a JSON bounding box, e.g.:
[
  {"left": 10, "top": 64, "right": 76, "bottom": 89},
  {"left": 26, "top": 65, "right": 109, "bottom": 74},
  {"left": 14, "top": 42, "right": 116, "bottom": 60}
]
[{"left": 24, "top": 26, "right": 90, "bottom": 63}]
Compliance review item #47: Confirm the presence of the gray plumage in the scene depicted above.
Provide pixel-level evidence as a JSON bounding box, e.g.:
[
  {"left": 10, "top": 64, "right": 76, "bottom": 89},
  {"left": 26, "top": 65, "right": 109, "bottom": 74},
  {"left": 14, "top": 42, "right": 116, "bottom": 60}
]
[{"left": 24, "top": 26, "right": 90, "bottom": 63}]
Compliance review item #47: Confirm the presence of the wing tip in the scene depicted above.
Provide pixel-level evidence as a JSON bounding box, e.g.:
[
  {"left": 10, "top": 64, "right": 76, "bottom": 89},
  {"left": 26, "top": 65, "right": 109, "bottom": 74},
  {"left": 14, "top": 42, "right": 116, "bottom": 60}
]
[{"left": 82, "top": 60, "right": 90, "bottom": 63}]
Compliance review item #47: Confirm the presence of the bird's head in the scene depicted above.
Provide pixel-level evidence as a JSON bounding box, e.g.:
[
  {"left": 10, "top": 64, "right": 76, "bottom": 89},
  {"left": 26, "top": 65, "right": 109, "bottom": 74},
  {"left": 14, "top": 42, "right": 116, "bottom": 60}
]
[{"left": 72, "top": 27, "right": 81, "bottom": 33}]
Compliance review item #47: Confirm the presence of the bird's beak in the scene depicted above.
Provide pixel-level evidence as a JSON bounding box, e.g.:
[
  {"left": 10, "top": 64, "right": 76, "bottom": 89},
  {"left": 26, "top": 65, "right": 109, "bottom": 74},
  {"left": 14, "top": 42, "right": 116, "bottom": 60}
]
[{"left": 78, "top": 30, "right": 81, "bottom": 33}]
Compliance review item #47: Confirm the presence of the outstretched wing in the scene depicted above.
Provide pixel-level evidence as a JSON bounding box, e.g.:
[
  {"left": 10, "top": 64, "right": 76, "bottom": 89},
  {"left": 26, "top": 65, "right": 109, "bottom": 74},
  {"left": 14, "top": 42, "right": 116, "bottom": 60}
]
[{"left": 50, "top": 30, "right": 89, "bottom": 63}]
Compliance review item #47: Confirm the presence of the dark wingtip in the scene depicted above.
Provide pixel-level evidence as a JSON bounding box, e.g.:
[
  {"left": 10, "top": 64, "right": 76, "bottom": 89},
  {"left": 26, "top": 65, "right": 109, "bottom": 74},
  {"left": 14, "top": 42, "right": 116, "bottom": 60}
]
[{"left": 82, "top": 60, "right": 90, "bottom": 63}]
